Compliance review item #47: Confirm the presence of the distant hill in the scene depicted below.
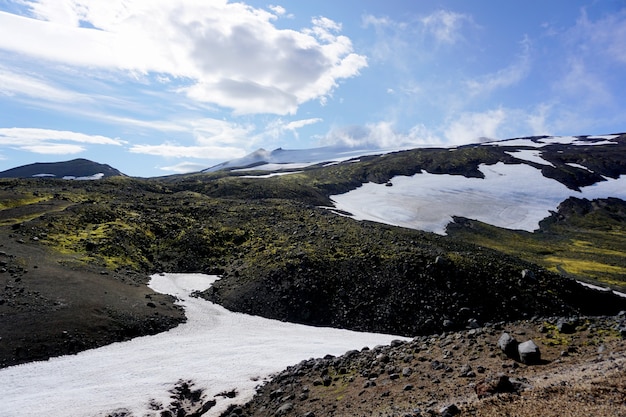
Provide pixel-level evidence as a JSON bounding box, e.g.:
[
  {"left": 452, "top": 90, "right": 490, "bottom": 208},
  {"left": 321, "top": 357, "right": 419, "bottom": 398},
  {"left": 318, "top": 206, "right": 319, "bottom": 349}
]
[
  {"left": 202, "top": 145, "right": 400, "bottom": 172},
  {"left": 0, "top": 158, "right": 124, "bottom": 179}
]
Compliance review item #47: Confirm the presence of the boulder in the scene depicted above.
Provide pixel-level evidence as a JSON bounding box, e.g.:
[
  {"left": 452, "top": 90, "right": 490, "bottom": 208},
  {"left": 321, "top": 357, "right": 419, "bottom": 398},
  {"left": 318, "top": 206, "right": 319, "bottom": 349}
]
[
  {"left": 556, "top": 317, "right": 577, "bottom": 334},
  {"left": 439, "top": 403, "right": 460, "bottom": 417},
  {"left": 498, "top": 332, "right": 518, "bottom": 358},
  {"left": 518, "top": 340, "right": 541, "bottom": 365}
]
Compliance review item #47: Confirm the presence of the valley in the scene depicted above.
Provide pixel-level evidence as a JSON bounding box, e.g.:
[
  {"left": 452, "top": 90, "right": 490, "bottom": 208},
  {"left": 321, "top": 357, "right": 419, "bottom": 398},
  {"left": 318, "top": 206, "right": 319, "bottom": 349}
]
[{"left": 0, "top": 133, "right": 625, "bottom": 416}]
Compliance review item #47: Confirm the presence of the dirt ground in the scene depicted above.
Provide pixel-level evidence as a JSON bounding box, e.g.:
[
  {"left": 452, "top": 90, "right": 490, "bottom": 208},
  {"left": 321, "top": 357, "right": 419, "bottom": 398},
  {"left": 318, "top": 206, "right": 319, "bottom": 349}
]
[{"left": 0, "top": 226, "right": 185, "bottom": 368}]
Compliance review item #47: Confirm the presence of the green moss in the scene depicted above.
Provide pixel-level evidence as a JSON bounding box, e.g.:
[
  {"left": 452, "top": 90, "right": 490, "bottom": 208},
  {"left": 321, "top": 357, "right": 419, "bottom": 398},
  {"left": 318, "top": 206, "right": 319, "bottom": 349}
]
[{"left": 447, "top": 208, "right": 626, "bottom": 290}]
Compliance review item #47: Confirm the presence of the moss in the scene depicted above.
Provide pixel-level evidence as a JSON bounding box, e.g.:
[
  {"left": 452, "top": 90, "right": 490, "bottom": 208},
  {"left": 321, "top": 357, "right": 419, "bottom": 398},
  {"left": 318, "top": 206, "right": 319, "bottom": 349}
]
[{"left": 447, "top": 202, "right": 626, "bottom": 290}]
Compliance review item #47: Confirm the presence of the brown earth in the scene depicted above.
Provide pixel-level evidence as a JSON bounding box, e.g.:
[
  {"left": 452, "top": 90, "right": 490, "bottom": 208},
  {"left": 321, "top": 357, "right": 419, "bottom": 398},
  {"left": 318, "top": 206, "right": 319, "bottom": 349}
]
[
  {"left": 233, "top": 316, "right": 626, "bottom": 417},
  {"left": 0, "top": 226, "right": 185, "bottom": 368}
]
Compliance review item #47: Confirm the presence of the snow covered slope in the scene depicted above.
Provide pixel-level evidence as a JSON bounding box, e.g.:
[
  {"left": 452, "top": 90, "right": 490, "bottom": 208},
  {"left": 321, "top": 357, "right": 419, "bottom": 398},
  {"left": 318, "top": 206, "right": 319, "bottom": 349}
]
[{"left": 330, "top": 134, "right": 626, "bottom": 234}]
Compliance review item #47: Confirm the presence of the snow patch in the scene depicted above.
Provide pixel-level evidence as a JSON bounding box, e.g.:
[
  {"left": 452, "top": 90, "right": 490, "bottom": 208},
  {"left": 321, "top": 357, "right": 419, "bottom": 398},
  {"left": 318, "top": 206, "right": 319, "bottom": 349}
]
[
  {"left": 330, "top": 162, "right": 626, "bottom": 235},
  {"left": 62, "top": 173, "right": 105, "bottom": 180},
  {"left": 0, "top": 273, "right": 406, "bottom": 417},
  {"left": 505, "top": 150, "right": 555, "bottom": 167},
  {"left": 566, "top": 163, "right": 593, "bottom": 172}
]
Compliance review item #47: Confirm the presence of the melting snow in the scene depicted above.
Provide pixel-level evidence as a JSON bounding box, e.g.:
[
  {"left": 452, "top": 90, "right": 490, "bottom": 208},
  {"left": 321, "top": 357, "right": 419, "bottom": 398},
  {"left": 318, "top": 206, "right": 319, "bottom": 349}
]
[
  {"left": 483, "top": 135, "right": 619, "bottom": 148},
  {"left": 330, "top": 162, "right": 626, "bottom": 235},
  {"left": 0, "top": 273, "right": 406, "bottom": 417},
  {"left": 566, "top": 163, "right": 593, "bottom": 172},
  {"left": 505, "top": 150, "right": 555, "bottom": 167}
]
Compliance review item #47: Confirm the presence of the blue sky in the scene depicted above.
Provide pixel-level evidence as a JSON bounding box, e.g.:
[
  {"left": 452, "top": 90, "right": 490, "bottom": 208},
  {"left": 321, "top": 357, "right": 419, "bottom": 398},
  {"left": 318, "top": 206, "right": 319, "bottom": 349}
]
[{"left": 0, "top": 0, "right": 625, "bottom": 177}]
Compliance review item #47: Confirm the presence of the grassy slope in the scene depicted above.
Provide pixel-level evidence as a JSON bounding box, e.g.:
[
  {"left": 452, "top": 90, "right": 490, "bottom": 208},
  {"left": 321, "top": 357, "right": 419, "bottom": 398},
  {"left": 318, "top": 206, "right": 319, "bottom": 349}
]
[{"left": 447, "top": 197, "right": 626, "bottom": 289}]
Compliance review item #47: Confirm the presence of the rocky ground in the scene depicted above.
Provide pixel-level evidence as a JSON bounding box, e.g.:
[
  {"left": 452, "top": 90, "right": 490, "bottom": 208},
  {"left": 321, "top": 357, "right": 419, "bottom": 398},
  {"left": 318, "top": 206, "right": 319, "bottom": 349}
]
[
  {"left": 0, "top": 228, "right": 185, "bottom": 368},
  {"left": 226, "top": 315, "right": 626, "bottom": 417}
]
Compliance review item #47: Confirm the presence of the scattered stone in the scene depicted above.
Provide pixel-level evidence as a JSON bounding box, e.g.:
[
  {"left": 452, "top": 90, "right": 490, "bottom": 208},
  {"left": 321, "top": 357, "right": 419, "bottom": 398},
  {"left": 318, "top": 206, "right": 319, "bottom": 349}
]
[
  {"left": 521, "top": 269, "right": 535, "bottom": 280},
  {"left": 498, "top": 332, "right": 518, "bottom": 358},
  {"left": 467, "top": 318, "right": 480, "bottom": 329},
  {"left": 556, "top": 317, "right": 577, "bottom": 334},
  {"left": 275, "top": 402, "right": 293, "bottom": 416},
  {"left": 459, "top": 364, "right": 475, "bottom": 378},
  {"left": 518, "top": 340, "right": 541, "bottom": 365},
  {"left": 439, "top": 403, "right": 460, "bottom": 417}
]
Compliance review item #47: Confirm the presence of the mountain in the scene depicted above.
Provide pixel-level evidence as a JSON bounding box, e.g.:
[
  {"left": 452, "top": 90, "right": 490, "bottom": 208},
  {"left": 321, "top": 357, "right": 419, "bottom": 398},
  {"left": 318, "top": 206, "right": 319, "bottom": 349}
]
[
  {"left": 0, "top": 132, "right": 625, "bottom": 415},
  {"left": 0, "top": 158, "right": 125, "bottom": 179},
  {"left": 202, "top": 145, "right": 401, "bottom": 172}
]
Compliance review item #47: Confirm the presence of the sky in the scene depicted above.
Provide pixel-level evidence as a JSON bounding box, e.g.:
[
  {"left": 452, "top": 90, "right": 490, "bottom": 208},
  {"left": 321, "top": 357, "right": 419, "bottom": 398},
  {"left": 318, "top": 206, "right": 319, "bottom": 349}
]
[{"left": 0, "top": 0, "right": 625, "bottom": 177}]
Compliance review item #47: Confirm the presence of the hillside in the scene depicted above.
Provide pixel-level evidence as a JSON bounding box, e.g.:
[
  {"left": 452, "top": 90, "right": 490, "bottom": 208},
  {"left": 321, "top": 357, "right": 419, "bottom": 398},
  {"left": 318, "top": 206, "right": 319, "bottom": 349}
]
[
  {"left": 0, "top": 158, "right": 124, "bottom": 179},
  {"left": 0, "top": 133, "right": 625, "bottom": 415}
]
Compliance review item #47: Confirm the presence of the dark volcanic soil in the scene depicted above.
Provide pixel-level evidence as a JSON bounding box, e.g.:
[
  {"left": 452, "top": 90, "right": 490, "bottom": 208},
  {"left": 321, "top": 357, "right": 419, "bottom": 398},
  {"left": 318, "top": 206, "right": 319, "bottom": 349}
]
[{"left": 0, "top": 227, "right": 185, "bottom": 368}]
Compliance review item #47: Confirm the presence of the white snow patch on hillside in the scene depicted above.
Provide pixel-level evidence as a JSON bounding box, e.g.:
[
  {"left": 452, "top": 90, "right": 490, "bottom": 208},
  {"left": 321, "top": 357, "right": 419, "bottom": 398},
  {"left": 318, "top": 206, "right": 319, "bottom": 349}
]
[
  {"left": 566, "top": 163, "right": 593, "bottom": 172},
  {"left": 240, "top": 170, "right": 303, "bottom": 178},
  {"left": 506, "top": 150, "right": 555, "bottom": 167},
  {"left": 483, "top": 135, "right": 619, "bottom": 148},
  {"left": 330, "top": 162, "right": 626, "bottom": 235},
  {"left": 0, "top": 273, "right": 406, "bottom": 417},
  {"left": 63, "top": 173, "right": 105, "bottom": 180}
]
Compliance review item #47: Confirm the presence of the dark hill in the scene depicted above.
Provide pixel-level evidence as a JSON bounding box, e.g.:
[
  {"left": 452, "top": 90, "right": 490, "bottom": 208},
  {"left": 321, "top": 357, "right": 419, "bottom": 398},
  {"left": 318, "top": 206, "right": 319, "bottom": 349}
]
[
  {"left": 0, "top": 158, "right": 124, "bottom": 179},
  {"left": 0, "top": 133, "right": 625, "bottom": 368}
]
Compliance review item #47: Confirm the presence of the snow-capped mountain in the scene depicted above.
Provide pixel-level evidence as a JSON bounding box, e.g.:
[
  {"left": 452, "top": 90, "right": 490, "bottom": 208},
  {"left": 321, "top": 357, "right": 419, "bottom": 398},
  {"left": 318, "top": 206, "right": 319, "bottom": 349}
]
[{"left": 202, "top": 145, "right": 402, "bottom": 172}]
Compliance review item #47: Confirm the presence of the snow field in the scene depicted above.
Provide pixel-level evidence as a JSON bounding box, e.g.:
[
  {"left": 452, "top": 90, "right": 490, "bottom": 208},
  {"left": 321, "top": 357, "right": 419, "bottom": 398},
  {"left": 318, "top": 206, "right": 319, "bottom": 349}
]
[
  {"left": 0, "top": 273, "right": 407, "bottom": 417},
  {"left": 331, "top": 162, "right": 626, "bottom": 234}
]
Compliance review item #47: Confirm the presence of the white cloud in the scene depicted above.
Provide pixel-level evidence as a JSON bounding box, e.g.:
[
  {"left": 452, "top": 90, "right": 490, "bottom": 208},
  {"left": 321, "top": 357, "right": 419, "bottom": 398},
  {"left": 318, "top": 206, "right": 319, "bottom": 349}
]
[
  {"left": 129, "top": 143, "right": 247, "bottom": 160},
  {"left": 570, "top": 8, "right": 626, "bottom": 66},
  {"left": 0, "top": 0, "right": 367, "bottom": 115},
  {"left": 0, "top": 128, "right": 126, "bottom": 154},
  {"left": 20, "top": 143, "right": 85, "bottom": 154},
  {"left": 557, "top": 58, "right": 613, "bottom": 109},
  {"left": 420, "top": 10, "right": 472, "bottom": 45},
  {"left": 159, "top": 161, "right": 210, "bottom": 173},
  {"left": 268, "top": 5, "right": 286, "bottom": 16},
  {"left": 443, "top": 109, "right": 507, "bottom": 143},
  {"left": 264, "top": 117, "right": 323, "bottom": 140},
  {"left": 320, "top": 121, "right": 442, "bottom": 149},
  {"left": 0, "top": 66, "right": 91, "bottom": 102},
  {"left": 466, "top": 36, "right": 531, "bottom": 96}
]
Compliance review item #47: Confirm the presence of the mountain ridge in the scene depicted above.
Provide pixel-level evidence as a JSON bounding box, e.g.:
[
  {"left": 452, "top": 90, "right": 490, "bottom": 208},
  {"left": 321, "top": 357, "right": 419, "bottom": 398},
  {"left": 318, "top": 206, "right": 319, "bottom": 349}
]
[
  {"left": 0, "top": 158, "right": 125, "bottom": 179},
  {"left": 0, "top": 131, "right": 625, "bottom": 416}
]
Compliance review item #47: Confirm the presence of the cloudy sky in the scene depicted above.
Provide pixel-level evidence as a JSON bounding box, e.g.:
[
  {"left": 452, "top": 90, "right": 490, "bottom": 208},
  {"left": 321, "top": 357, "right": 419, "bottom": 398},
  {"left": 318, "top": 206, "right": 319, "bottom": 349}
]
[{"left": 1, "top": 0, "right": 625, "bottom": 177}]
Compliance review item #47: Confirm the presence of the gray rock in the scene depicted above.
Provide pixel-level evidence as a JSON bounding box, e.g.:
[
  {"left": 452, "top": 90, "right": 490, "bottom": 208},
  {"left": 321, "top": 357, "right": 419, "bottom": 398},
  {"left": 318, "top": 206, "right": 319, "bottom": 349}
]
[
  {"left": 518, "top": 340, "right": 541, "bottom": 365},
  {"left": 275, "top": 402, "right": 294, "bottom": 416},
  {"left": 439, "top": 403, "right": 460, "bottom": 417},
  {"left": 556, "top": 317, "right": 577, "bottom": 334},
  {"left": 459, "top": 364, "right": 475, "bottom": 378},
  {"left": 498, "top": 332, "right": 518, "bottom": 357}
]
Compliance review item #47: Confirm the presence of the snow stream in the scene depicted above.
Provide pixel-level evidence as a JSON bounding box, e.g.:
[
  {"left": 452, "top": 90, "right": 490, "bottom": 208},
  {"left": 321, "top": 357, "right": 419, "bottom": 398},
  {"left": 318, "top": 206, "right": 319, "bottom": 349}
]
[{"left": 0, "top": 273, "right": 407, "bottom": 417}]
